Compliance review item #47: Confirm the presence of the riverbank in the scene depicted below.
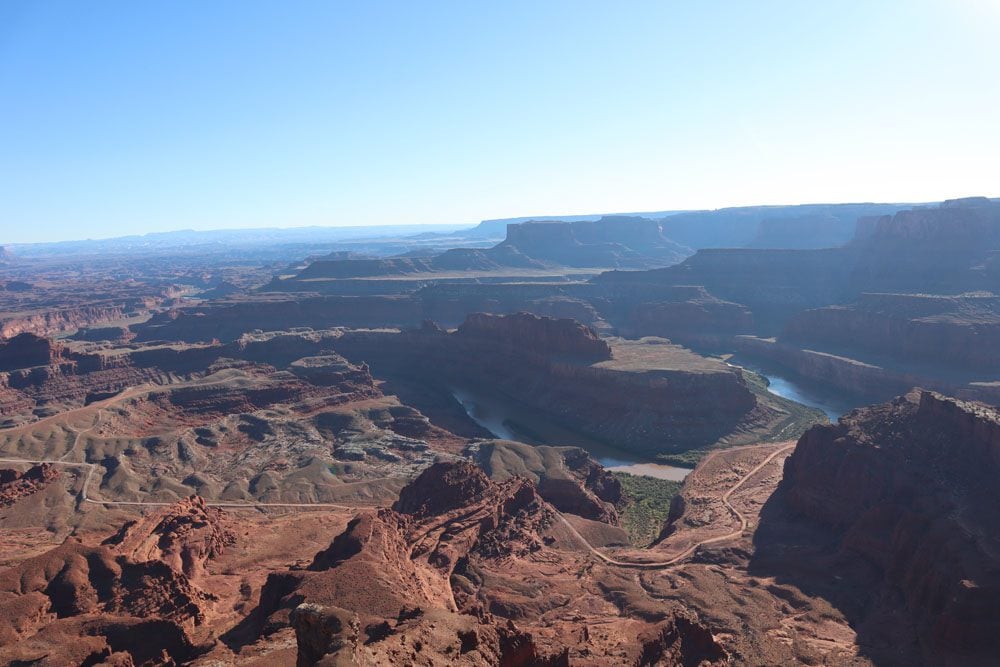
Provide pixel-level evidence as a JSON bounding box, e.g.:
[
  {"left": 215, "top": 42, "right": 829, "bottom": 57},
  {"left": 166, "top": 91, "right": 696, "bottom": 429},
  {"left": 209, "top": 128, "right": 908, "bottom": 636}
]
[{"left": 452, "top": 386, "right": 694, "bottom": 480}]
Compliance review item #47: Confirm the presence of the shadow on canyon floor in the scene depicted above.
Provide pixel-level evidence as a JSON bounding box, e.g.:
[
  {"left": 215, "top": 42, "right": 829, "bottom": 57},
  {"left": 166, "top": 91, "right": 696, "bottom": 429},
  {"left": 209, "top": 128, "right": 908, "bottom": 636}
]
[{"left": 748, "top": 486, "right": 923, "bottom": 666}]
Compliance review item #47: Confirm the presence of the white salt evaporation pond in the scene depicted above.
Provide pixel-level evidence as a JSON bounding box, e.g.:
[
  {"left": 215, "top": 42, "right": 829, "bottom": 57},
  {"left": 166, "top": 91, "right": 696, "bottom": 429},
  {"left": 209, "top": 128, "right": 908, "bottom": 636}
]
[{"left": 451, "top": 386, "right": 692, "bottom": 481}]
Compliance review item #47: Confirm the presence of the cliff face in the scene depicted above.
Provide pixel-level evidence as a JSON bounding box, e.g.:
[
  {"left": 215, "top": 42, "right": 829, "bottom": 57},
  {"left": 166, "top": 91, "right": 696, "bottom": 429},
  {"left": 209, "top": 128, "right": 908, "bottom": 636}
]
[
  {"left": 784, "top": 293, "right": 1000, "bottom": 372},
  {"left": 0, "top": 305, "right": 128, "bottom": 339},
  {"left": 596, "top": 247, "right": 855, "bottom": 334},
  {"left": 281, "top": 215, "right": 689, "bottom": 287},
  {"left": 780, "top": 391, "right": 1000, "bottom": 661},
  {"left": 0, "top": 333, "right": 63, "bottom": 371},
  {"left": 747, "top": 213, "right": 856, "bottom": 249},
  {"left": 456, "top": 311, "right": 611, "bottom": 361},
  {"left": 847, "top": 198, "right": 1000, "bottom": 294},
  {"left": 0, "top": 497, "right": 233, "bottom": 664},
  {"left": 249, "top": 462, "right": 725, "bottom": 666},
  {"left": 134, "top": 295, "right": 424, "bottom": 342},
  {"left": 498, "top": 215, "right": 692, "bottom": 268},
  {"left": 0, "top": 331, "right": 380, "bottom": 426},
  {"left": 596, "top": 198, "right": 1000, "bottom": 336},
  {"left": 334, "top": 313, "right": 758, "bottom": 458}
]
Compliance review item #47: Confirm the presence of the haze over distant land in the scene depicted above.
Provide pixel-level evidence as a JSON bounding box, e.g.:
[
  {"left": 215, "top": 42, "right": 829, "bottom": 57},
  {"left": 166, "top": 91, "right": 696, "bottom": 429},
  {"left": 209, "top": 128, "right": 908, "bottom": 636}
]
[
  {"left": 2, "top": 1, "right": 998, "bottom": 242},
  {"left": 4, "top": 3, "right": 1000, "bottom": 664}
]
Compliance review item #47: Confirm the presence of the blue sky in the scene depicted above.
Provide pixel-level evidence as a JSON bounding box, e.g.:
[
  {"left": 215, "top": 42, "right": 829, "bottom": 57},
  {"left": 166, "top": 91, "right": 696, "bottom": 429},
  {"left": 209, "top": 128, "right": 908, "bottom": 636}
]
[{"left": 1, "top": 1, "right": 998, "bottom": 243}]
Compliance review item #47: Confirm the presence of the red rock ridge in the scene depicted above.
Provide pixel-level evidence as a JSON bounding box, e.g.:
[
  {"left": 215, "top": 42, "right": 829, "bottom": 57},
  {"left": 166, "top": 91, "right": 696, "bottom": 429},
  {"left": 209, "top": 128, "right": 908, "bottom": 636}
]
[
  {"left": 247, "top": 461, "right": 725, "bottom": 665},
  {"left": 781, "top": 390, "right": 1000, "bottom": 661},
  {"left": 0, "top": 463, "right": 59, "bottom": 508},
  {"left": 456, "top": 311, "right": 612, "bottom": 361},
  {"left": 0, "top": 496, "right": 235, "bottom": 664},
  {"left": 102, "top": 495, "right": 235, "bottom": 580}
]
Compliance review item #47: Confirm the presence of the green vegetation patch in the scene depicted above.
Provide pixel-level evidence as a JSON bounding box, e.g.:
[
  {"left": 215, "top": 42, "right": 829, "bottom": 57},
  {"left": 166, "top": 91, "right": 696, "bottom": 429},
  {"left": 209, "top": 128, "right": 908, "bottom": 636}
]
[{"left": 613, "top": 472, "right": 683, "bottom": 547}]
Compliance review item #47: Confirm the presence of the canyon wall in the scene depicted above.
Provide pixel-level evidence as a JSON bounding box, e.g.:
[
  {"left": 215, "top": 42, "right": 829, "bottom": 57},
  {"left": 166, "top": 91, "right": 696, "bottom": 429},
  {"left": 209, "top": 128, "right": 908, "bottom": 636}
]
[
  {"left": 0, "top": 305, "right": 128, "bottom": 340},
  {"left": 780, "top": 391, "right": 1000, "bottom": 662},
  {"left": 784, "top": 293, "right": 1000, "bottom": 371},
  {"left": 333, "top": 313, "right": 759, "bottom": 457}
]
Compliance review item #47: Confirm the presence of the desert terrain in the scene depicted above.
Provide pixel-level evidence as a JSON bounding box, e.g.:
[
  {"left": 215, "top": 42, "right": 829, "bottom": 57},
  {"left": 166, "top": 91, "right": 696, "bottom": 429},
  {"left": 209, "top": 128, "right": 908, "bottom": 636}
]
[{"left": 2, "top": 199, "right": 1000, "bottom": 665}]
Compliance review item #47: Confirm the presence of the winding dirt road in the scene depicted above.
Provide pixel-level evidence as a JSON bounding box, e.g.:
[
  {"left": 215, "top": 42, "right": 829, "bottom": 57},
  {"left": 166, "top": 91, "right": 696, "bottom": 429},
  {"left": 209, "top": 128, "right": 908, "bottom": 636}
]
[
  {"left": 556, "top": 442, "right": 796, "bottom": 570},
  {"left": 2, "top": 379, "right": 795, "bottom": 562}
]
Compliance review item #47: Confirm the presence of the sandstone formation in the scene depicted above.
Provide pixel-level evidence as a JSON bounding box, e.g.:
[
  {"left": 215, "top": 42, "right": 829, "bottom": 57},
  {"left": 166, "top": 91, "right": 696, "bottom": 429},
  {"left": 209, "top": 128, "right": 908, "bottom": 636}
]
[
  {"left": 466, "top": 440, "right": 623, "bottom": 524},
  {"left": 0, "top": 305, "right": 132, "bottom": 340},
  {"left": 784, "top": 292, "right": 1000, "bottom": 371},
  {"left": 659, "top": 202, "right": 904, "bottom": 249},
  {"left": 103, "top": 495, "right": 236, "bottom": 579},
  {"left": 0, "top": 332, "right": 64, "bottom": 371},
  {"left": 332, "top": 313, "right": 772, "bottom": 459},
  {"left": 456, "top": 311, "right": 612, "bottom": 361},
  {"left": 286, "top": 215, "right": 691, "bottom": 285},
  {"left": 0, "top": 463, "right": 59, "bottom": 508},
  {"left": 243, "top": 461, "right": 726, "bottom": 666},
  {"left": 777, "top": 390, "right": 1000, "bottom": 664},
  {"left": 0, "top": 495, "right": 235, "bottom": 665}
]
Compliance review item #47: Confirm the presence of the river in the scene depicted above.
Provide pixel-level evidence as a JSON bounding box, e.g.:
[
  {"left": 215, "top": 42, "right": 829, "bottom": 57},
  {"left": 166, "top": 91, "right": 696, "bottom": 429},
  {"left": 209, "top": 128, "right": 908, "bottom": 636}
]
[
  {"left": 452, "top": 363, "right": 852, "bottom": 482},
  {"left": 729, "top": 357, "right": 854, "bottom": 421},
  {"left": 451, "top": 386, "right": 692, "bottom": 481}
]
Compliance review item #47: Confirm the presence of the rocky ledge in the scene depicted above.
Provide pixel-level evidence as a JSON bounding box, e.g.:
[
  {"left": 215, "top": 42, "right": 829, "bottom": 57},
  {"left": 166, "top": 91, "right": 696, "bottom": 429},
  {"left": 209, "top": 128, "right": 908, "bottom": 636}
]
[
  {"left": 781, "top": 390, "right": 1000, "bottom": 662},
  {"left": 0, "top": 463, "right": 59, "bottom": 508},
  {"left": 456, "top": 311, "right": 612, "bottom": 361},
  {"left": 0, "top": 496, "right": 233, "bottom": 665},
  {"left": 248, "top": 461, "right": 725, "bottom": 665}
]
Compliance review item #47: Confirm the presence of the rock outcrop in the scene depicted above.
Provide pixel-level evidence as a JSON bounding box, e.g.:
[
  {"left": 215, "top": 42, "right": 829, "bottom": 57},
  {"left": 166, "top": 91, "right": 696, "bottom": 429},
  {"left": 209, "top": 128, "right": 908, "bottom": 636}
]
[
  {"left": 0, "top": 498, "right": 238, "bottom": 664},
  {"left": 102, "top": 495, "right": 235, "bottom": 580},
  {"left": 0, "top": 464, "right": 59, "bottom": 508},
  {"left": 247, "top": 461, "right": 725, "bottom": 665},
  {"left": 333, "top": 314, "right": 760, "bottom": 458},
  {"left": 0, "top": 330, "right": 381, "bottom": 425},
  {"left": 249, "top": 461, "right": 566, "bottom": 664},
  {"left": 499, "top": 216, "right": 691, "bottom": 268},
  {"left": 784, "top": 292, "right": 1000, "bottom": 372},
  {"left": 0, "top": 332, "right": 63, "bottom": 371},
  {"left": 780, "top": 390, "right": 1000, "bottom": 663},
  {"left": 0, "top": 305, "right": 130, "bottom": 340},
  {"left": 456, "top": 311, "right": 611, "bottom": 361},
  {"left": 467, "top": 440, "right": 623, "bottom": 524}
]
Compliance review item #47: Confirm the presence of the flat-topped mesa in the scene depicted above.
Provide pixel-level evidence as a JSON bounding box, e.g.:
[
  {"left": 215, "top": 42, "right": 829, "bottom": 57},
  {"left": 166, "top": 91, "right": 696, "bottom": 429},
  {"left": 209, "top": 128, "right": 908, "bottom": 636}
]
[
  {"left": 782, "top": 292, "right": 1000, "bottom": 372},
  {"left": 0, "top": 333, "right": 64, "bottom": 371},
  {"left": 780, "top": 390, "right": 1000, "bottom": 660},
  {"left": 455, "top": 311, "right": 612, "bottom": 361},
  {"left": 853, "top": 197, "right": 1000, "bottom": 246},
  {"left": 501, "top": 216, "right": 691, "bottom": 268},
  {"left": 503, "top": 220, "right": 580, "bottom": 248}
]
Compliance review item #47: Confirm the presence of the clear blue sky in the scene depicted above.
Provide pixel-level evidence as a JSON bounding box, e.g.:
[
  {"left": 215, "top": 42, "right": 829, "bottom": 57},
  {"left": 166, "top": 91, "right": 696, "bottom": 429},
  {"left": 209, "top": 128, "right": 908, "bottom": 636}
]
[{"left": 1, "top": 0, "right": 998, "bottom": 243}]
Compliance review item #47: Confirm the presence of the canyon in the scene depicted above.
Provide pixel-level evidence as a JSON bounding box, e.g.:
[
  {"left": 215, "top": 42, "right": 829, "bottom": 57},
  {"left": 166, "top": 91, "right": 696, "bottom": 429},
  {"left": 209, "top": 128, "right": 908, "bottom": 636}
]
[{"left": 2, "top": 198, "right": 1000, "bottom": 665}]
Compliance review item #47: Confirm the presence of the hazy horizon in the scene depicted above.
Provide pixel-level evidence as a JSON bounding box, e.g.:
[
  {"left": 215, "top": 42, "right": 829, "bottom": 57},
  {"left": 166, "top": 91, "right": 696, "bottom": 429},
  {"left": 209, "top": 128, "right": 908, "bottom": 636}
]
[{"left": 2, "top": 0, "right": 998, "bottom": 243}]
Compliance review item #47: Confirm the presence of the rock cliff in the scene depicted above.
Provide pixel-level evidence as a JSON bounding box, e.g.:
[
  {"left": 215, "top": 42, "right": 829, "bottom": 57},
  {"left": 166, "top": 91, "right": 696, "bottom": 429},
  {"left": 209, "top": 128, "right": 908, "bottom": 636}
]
[
  {"left": 780, "top": 390, "right": 1000, "bottom": 662},
  {"left": 333, "top": 313, "right": 760, "bottom": 458},
  {"left": 456, "top": 311, "right": 611, "bottom": 361},
  {"left": 248, "top": 462, "right": 725, "bottom": 665},
  {"left": 0, "top": 497, "right": 235, "bottom": 664}
]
